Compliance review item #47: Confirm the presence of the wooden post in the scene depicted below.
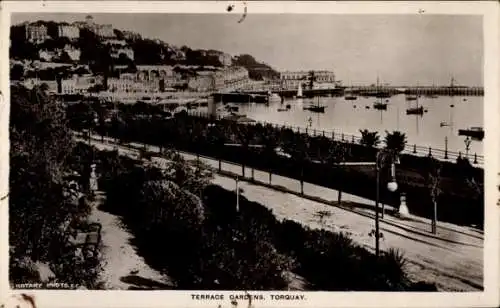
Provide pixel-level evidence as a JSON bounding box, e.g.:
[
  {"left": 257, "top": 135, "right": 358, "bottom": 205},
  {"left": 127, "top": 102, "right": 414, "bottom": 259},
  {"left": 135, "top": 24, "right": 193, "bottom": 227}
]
[
  {"left": 474, "top": 153, "right": 478, "bottom": 164},
  {"left": 428, "top": 147, "right": 432, "bottom": 157},
  {"left": 413, "top": 144, "right": 417, "bottom": 154}
]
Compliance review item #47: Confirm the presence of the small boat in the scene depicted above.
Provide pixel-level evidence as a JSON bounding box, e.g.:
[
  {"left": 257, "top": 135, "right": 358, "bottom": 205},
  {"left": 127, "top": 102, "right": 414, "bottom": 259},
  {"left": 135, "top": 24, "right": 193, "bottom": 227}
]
[
  {"left": 450, "top": 104, "right": 455, "bottom": 108},
  {"left": 345, "top": 95, "right": 358, "bottom": 100},
  {"left": 440, "top": 121, "right": 451, "bottom": 127},
  {"left": 277, "top": 108, "right": 288, "bottom": 112},
  {"left": 406, "top": 106, "right": 424, "bottom": 115},
  {"left": 406, "top": 95, "right": 418, "bottom": 101},
  {"left": 308, "top": 105, "right": 326, "bottom": 113},
  {"left": 406, "top": 95, "right": 424, "bottom": 115},
  {"left": 458, "top": 127, "right": 484, "bottom": 140},
  {"left": 306, "top": 96, "right": 326, "bottom": 113},
  {"left": 365, "top": 106, "right": 370, "bottom": 109},
  {"left": 373, "top": 101, "right": 388, "bottom": 110},
  {"left": 286, "top": 104, "right": 291, "bottom": 109},
  {"left": 463, "top": 98, "right": 468, "bottom": 102}
]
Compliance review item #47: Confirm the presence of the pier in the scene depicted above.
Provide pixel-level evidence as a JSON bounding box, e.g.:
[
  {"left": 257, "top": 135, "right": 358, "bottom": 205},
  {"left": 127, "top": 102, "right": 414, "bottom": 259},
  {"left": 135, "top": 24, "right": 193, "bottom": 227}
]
[{"left": 241, "top": 85, "right": 484, "bottom": 97}]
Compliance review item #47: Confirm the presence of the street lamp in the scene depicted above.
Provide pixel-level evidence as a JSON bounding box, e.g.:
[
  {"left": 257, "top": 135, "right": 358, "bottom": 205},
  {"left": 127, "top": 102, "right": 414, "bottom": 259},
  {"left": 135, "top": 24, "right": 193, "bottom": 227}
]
[
  {"left": 375, "top": 149, "right": 399, "bottom": 257},
  {"left": 464, "top": 137, "right": 472, "bottom": 159}
]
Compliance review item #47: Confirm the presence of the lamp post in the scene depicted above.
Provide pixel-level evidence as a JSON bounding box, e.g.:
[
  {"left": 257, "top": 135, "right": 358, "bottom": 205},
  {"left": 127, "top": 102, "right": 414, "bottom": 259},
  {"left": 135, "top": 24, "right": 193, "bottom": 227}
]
[
  {"left": 464, "top": 137, "right": 472, "bottom": 159},
  {"left": 375, "top": 150, "right": 398, "bottom": 257}
]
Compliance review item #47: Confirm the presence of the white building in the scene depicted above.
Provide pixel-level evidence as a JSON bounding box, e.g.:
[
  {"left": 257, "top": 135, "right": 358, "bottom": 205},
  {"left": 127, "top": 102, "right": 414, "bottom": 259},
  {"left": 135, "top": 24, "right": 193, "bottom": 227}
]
[
  {"left": 25, "top": 24, "right": 49, "bottom": 44},
  {"left": 280, "top": 70, "right": 336, "bottom": 90},
  {"left": 218, "top": 53, "right": 232, "bottom": 67},
  {"left": 59, "top": 45, "right": 81, "bottom": 62},
  {"left": 38, "top": 50, "right": 56, "bottom": 62},
  {"left": 113, "top": 48, "right": 134, "bottom": 61},
  {"left": 58, "top": 25, "right": 80, "bottom": 40},
  {"left": 214, "top": 66, "right": 249, "bottom": 91},
  {"left": 60, "top": 75, "right": 100, "bottom": 94}
]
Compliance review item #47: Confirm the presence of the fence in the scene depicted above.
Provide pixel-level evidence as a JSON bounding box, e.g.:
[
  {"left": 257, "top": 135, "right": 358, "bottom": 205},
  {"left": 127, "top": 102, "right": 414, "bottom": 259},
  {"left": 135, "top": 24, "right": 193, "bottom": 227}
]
[{"left": 187, "top": 110, "right": 484, "bottom": 166}]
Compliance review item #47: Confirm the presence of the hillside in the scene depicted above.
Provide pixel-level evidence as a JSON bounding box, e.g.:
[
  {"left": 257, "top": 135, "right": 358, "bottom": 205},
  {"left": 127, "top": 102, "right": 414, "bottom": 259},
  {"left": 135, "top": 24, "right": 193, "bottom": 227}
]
[{"left": 10, "top": 20, "right": 280, "bottom": 80}]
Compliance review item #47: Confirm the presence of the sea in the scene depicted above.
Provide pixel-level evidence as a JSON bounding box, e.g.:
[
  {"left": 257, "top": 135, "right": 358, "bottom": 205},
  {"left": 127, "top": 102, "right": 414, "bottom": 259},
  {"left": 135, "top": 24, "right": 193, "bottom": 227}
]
[{"left": 197, "top": 94, "right": 484, "bottom": 157}]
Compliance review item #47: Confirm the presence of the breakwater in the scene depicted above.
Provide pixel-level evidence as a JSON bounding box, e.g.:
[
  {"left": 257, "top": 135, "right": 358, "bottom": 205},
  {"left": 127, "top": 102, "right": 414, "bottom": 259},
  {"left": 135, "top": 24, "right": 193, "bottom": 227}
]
[{"left": 244, "top": 86, "right": 484, "bottom": 97}]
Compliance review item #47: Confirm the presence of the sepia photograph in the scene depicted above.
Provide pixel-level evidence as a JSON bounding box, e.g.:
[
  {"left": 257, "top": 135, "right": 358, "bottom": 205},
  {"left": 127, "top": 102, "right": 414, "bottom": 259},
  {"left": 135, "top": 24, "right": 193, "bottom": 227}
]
[{"left": 1, "top": 1, "right": 499, "bottom": 308}]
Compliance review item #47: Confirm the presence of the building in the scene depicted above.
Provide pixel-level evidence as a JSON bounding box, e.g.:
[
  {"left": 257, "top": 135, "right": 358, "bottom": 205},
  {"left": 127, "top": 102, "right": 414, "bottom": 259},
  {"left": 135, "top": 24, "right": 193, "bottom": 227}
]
[
  {"left": 38, "top": 50, "right": 56, "bottom": 62},
  {"left": 218, "top": 53, "right": 232, "bottom": 67},
  {"left": 213, "top": 66, "right": 249, "bottom": 91},
  {"left": 59, "top": 45, "right": 81, "bottom": 62},
  {"left": 110, "top": 47, "right": 134, "bottom": 60},
  {"left": 108, "top": 77, "right": 160, "bottom": 94},
  {"left": 59, "top": 75, "right": 101, "bottom": 94},
  {"left": 188, "top": 72, "right": 216, "bottom": 92},
  {"left": 280, "top": 70, "right": 336, "bottom": 90},
  {"left": 121, "top": 30, "right": 142, "bottom": 41},
  {"left": 25, "top": 24, "right": 49, "bottom": 44},
  {"left": 58, "top": 25, "right": 80, "bottom": 40},
  {"left": 94, "top": 24, "right": 115, "bottom": 38}
]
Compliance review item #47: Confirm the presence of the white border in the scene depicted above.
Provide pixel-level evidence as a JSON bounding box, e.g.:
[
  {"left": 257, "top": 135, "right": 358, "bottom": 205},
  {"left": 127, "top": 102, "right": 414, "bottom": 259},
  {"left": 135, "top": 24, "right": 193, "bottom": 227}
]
[{"left": 1, "top": 1, "right": 499, "bottom": 308}]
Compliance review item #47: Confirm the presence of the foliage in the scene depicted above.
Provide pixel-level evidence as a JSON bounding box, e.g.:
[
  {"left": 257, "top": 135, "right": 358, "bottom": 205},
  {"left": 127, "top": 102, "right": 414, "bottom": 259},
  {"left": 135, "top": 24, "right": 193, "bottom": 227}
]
[
  {"left": 359, "top": 129, "right": 380, "bottom": 148},
  {"left": 384, "top": 130, "right": 407, "bottom": 153},
  {"left": 10, "top": 84, "right": 101, "bottom": 287},
  {"left": 10, "top": 64, "right": 25, "bottom": 80},
  {"left": 65, "top": 103, "right": 484, "bottom": 228}
]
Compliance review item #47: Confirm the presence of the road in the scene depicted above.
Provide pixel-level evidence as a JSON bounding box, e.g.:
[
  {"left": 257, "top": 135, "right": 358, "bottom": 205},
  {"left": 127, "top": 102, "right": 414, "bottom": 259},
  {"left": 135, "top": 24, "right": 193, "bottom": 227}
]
[{"left": 76, "top": 135, "right": 483, "bottom": 291}]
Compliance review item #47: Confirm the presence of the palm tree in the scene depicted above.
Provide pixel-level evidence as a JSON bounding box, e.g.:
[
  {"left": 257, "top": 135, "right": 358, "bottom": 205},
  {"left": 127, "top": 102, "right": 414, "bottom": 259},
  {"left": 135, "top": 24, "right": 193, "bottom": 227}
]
[
  {"left": 359, "top": 129, "right": 380, "bottom": 148},
  {"left": 384, "top": 131, "right": 407, "bottom": 154}
]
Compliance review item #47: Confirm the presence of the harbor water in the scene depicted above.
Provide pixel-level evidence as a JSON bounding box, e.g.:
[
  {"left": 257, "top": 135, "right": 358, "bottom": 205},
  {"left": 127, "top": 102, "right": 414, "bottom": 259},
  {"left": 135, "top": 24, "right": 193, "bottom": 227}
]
[{"left": 208, "top": 94, "right": 484, "bottom": 156}]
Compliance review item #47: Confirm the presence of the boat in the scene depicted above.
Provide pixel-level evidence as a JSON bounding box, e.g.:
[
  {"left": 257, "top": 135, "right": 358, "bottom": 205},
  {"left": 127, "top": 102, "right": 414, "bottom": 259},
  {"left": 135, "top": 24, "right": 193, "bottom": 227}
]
[
  {"left": 373, "top": 76, "right": 392, "bottom": 98},
  {"left": 440, "top": 121, "right": 451, "bottom": 127},
  {"left": 277, "top": 108, "right": 288, "bottom": 112},
  {"left": 286, "top": 104, "right": 291, "bottom": 109},
  {"left": 268, "top": 91, "right": 282, "bottom": 103},
  {"left": 296, "top": 83, "right": 304, "bottom": 99},
  {"left": 406, "top": 95, "right": 424, "bottom": 115},
  {"left": 345, "top": 95, "right": 358, "bottom": 100},
  {"left": 458, "top": 127, "right": 484, "bottom": 140},
  {"left": 305, "top": 96, "right": 326, "bottom": 113},
  {"left": 373, "top": 101, "right": 388, "bottom": 110},
  {"left": 406, "top": 106, "right": 424, "bottom": 115},
  {"left": 405, "top": 95, "right": 418, "bottom": 101}
]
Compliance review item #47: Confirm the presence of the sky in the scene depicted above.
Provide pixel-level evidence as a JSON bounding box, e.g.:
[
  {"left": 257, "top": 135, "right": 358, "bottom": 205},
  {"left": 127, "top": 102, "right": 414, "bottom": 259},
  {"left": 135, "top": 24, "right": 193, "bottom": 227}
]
[{"left": 12, "top": 13, "right": 483, "bottom": 86}]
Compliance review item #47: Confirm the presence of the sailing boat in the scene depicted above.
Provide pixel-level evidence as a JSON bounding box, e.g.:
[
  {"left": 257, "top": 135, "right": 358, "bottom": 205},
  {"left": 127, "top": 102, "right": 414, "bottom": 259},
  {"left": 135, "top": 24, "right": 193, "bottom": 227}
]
[
  {"left": 296, "top": 83, "right": 304, "bottom": 99},
  {"left": 345, "top": 83, "right": 357, "bottom": 100},
  {"left": 306, "top": 96, "right": 326, "bottom": 113},
  {"left": 406, "top": 95, "right": 424, "bottom": 115},
  {"left": 373, "top": 77, "right": 388, "bottom": 110}
]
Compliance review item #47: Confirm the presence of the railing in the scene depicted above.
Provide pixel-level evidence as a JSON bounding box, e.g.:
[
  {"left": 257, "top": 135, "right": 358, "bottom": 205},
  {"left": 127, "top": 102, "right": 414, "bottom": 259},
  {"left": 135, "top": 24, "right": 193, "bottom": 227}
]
[{"left": 187, "top": 110, "right": 484, "bottom": 166}]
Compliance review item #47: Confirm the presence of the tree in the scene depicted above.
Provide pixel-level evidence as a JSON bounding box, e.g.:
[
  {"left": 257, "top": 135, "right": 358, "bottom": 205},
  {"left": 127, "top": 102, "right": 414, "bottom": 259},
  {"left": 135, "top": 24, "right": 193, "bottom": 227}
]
[
  {"left": 10, "top": 64, "right": 24, "bottom": 80},
  {"left": 235, "top": 124, "right": 255, "bottom": 178},
  {"left": 424, "top": 157, "right": 441, "bottom": 234},
  {"left": 359, "top": 129, "right": 380, "bottom": 148},
  {"left": 9, "top": 84, "right": 98, "bottom": 285},
  {"left": 384, "top": 131, "right": 407, "bottom": 154},
  {"left": 326, "top": 142, "right": 350, "bottom": 204}
]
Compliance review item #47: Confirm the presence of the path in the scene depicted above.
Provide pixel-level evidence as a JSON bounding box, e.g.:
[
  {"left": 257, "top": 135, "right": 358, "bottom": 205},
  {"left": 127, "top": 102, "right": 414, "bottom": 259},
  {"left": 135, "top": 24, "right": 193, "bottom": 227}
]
[
  {"left": 90, "top": 191, "right": 174, "bottom": 290},
  {"left": 79, "top": 136, "right": 483, "bottom": 291}
]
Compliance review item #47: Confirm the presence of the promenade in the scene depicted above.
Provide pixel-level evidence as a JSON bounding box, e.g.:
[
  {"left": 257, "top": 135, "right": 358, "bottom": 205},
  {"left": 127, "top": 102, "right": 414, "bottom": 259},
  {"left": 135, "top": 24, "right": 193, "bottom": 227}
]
[{"left": 77, "top": 134, "right": 483, "bottom": 291}]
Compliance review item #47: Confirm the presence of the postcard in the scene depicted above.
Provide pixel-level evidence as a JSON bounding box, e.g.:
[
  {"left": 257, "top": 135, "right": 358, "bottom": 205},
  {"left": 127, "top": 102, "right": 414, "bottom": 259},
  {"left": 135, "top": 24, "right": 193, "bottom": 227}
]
[{"left": 0, "top": 1, "right": 499, "bottom": 308}]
